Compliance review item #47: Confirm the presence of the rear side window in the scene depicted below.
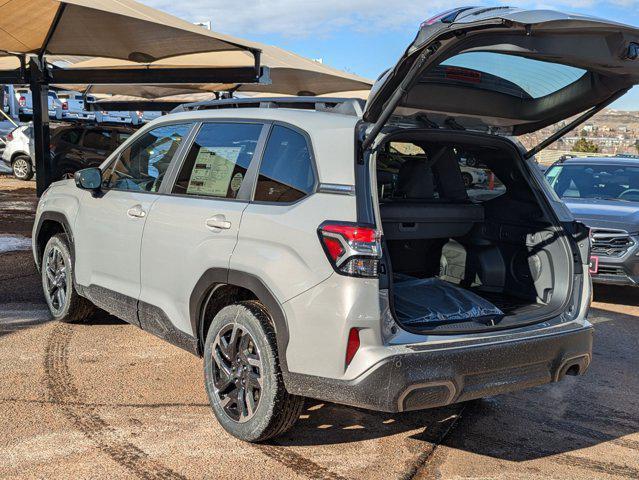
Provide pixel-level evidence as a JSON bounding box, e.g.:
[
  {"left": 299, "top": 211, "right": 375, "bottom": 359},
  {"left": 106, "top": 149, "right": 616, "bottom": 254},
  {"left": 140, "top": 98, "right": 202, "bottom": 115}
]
[
  {"left": 83, "top": 130, "right": 112, "bottom": 151},
  {"left": 173, "top": 123, "right": 263, "bottom": 199},
  {"left": 58, "top": 128, "right": 82, "bottom": 145},
  {"left": 254, "top": 125, "right": 315, "bottom": 203}
]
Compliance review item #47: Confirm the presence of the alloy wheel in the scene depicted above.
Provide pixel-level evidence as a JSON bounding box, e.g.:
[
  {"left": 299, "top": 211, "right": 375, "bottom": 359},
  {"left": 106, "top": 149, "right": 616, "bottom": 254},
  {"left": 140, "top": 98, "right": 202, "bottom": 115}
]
[
  {"left": 212, "top": 323, "right": 263, "bottom": 423},
  {"left": 13, "top": 158, "right": 29, "bottom": 179},
  {"left": 44, "top": 245, "right": 68, "bottom": 316}
]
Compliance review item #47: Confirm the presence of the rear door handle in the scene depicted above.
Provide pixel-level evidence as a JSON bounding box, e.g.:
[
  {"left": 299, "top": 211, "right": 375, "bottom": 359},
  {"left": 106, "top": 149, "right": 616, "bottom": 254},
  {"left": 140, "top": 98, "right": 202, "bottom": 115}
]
[
  {"left": 127, "top": 205, "right": 146, "bottom": 219},
  {"left": 205, "top": 215, "right": 231, "bottom": 230}
]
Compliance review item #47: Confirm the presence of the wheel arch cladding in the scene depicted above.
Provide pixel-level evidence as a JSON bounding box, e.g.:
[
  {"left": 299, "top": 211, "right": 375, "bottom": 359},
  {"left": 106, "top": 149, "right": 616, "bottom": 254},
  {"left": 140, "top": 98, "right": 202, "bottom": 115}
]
[
  {"left": 190, "top": 268, "right": 291, "bottom": 375},
  {"left": 11, "top": 151, "right": 31, "bottom": 163},
  {"left": 35, "top": 212, "right": 74, "bottom": 271}
]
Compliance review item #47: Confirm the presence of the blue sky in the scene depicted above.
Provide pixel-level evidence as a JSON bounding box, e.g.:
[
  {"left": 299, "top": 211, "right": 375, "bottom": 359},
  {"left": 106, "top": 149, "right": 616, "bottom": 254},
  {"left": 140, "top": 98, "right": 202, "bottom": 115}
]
[{"left": 142, "top": 0, "right": 639, "bottom": 110}]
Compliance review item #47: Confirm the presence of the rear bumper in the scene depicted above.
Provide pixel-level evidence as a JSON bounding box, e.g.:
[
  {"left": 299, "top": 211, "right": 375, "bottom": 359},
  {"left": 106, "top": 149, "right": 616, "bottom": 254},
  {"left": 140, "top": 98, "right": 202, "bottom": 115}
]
[
  {"left": 592, "top": 274, "right": 638, "bottom": 286},
  {"left": 97, "top": 115, "right": 131, "bottom": 124},
  {"left": 62, "top": 112, "right": 96, "bottom": 121},
  {"left": 287, "top": 323, "right": 593, "bottom": 412}
]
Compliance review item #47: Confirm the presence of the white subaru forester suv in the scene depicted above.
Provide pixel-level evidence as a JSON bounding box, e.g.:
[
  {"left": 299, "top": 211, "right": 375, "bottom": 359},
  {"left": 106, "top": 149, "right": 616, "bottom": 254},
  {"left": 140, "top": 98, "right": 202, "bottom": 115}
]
[{"left": 34, "top": 7, "right": 639, "bottom": 442}]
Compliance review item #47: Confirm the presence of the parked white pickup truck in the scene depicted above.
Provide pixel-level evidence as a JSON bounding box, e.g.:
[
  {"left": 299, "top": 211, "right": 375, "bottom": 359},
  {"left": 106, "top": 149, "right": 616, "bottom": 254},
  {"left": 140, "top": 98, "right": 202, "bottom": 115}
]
[
  {"left": 57, "top": 92, "right": 96, "bottom": 122},
  {"left": 16, "top": 89, "right": 61, "bottom": 121}
]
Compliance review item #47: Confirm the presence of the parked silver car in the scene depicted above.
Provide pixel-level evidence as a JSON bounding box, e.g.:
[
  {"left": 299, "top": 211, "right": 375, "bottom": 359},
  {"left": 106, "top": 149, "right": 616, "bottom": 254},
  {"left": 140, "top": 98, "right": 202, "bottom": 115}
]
[{"left": 34, "top": 6, "right": 639, "bottom": 442}]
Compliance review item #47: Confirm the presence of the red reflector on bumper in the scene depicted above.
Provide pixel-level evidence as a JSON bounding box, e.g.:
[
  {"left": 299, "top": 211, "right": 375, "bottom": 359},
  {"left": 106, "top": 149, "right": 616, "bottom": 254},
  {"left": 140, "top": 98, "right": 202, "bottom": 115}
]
[{"left": 345, "top": 328, "right": 360, "bottom": 366}]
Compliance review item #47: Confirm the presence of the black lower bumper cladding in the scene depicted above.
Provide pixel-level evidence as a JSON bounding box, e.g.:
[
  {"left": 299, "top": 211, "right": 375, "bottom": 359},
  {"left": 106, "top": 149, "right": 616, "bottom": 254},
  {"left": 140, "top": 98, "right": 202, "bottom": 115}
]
[{"left": 288, "top": 324, "right": 593, "bottom": 413}]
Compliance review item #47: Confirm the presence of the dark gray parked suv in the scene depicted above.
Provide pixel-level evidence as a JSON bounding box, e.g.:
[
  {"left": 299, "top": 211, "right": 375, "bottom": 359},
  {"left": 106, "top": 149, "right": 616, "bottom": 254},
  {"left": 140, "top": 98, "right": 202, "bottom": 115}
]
[{"left": 546, "top": 156, "right": 639, "bottom": 286}]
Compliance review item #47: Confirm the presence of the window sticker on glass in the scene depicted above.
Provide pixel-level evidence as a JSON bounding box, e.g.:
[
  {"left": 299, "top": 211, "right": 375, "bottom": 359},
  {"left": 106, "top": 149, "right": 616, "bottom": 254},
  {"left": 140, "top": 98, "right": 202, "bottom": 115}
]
[
  {"left": 230, "top": 172, "right": 244, "bottom": 193},
  {"left": 186, "top": 146, "right": 242, "bottom": 196}
]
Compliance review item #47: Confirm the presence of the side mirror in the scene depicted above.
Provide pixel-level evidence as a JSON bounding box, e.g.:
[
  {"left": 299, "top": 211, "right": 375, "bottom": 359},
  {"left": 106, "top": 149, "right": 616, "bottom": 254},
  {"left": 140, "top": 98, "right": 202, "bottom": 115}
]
[{"left": 74, "top": 167, "right": 102, "bottom": 192}]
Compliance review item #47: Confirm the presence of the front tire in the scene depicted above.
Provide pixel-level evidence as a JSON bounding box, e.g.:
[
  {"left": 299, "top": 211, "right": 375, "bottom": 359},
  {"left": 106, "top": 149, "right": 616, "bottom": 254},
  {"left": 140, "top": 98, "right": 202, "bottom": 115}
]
[
  {"left": 56, "top": 166, "right": 77, "bottom": 181},
  {"left": 12, "top": 156, "right": 33, "bottom": 180},
  {"left": 42, "top": 234, "right": 95, "bottom": 323},
  {"left": 203, "top": 301, "right": 304, "bottom": 442}
]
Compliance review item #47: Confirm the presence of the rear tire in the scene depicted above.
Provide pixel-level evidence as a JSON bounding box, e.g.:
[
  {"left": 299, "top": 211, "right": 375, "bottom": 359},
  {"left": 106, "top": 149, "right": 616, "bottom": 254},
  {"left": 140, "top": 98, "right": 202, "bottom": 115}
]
[
  {"left": 42, "top": 234, "right": 95, "bottom": 323},
  {"left": 203, "top": 300, "right": 304, "bottom": 442},
  {"left": 12, "top": 156, "right": 33, "bottom": 181}
]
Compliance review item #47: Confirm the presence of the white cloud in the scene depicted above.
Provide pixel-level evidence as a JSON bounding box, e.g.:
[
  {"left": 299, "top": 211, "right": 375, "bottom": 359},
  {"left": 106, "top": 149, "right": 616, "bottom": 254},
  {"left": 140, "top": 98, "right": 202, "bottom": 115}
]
[{"left": 141, "top": 0, "right": 639, "bottom": 37}]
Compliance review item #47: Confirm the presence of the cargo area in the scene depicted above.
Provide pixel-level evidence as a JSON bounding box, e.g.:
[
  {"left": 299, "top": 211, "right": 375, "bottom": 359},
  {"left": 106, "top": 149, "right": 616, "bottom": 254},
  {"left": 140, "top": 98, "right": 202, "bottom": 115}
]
[{"left": 375, "top": 131, "right": 575, "bottom": 333}]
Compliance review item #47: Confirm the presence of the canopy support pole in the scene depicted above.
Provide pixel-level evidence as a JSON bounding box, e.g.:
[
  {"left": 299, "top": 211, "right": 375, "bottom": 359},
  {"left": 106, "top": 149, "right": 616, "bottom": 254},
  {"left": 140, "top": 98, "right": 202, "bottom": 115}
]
[{"left": 29, "top": 57, "right": 53, "bottom": 196}]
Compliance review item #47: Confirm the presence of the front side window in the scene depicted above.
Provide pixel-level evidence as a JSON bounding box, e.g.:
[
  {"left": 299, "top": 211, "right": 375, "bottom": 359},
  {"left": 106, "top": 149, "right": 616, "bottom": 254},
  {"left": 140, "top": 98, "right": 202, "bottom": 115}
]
[
  {"left": 254, "top": 125, "right": 315, "bottom": 203},
  {"left": 173, "top": 123, "right": 263, "bottom": 199},
  {"left": 102, "top": 123, "right": 192, "bottom": 192}
]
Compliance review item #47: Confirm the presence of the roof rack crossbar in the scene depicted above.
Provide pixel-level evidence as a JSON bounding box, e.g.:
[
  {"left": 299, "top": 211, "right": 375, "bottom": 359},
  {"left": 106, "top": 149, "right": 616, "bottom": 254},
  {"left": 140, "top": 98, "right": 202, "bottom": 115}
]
[{"left": 171, "top": 96, "right": 365, "bottom": 117}]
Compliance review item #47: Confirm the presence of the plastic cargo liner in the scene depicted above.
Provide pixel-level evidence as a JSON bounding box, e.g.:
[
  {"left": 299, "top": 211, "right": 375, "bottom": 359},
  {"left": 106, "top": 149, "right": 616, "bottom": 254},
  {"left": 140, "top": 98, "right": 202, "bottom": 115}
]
[{"left": 393, "top": 274, "right": 504, "bottom": 327}]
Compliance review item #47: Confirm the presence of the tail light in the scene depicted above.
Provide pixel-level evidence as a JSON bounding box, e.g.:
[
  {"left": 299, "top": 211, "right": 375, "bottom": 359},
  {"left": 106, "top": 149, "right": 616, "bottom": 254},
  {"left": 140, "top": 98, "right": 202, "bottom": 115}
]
[
  {"left": 62, "top": 102, "right": 68, "bottom": 111},
  {"left": 6, "top": 132, "right": 13, "bottom": 141},
  {"left": 18, "top": 96, "right": 26, "bottom": 107},
  {"left": 345, "top": 328, "right": 360, "bottom": 366},
  {"left": 318, "top": 222, "right": 381, "bottom": 278}
]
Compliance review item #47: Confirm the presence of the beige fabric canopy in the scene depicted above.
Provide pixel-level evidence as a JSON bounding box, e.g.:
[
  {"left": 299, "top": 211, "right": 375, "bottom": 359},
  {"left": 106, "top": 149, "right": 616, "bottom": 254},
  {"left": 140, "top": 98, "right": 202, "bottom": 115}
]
[
  {"left": 0, "top": 0, "right": 255, "bottom": 61},
  {"left": 60, "top": 42, "right": 372, "bottom": 97}
]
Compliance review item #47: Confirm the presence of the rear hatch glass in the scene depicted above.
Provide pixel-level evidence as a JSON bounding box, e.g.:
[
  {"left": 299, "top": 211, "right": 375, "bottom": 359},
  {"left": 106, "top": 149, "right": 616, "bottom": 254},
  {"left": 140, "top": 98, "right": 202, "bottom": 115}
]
[{"left": 364, "top": 7, "right": 639, "bottom": 137}]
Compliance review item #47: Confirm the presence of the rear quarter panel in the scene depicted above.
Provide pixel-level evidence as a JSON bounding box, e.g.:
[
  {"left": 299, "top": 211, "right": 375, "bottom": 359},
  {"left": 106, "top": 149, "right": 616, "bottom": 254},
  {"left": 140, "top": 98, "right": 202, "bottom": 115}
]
[{"left": 231, "top": 193, "right": 357, "bottom": 303}]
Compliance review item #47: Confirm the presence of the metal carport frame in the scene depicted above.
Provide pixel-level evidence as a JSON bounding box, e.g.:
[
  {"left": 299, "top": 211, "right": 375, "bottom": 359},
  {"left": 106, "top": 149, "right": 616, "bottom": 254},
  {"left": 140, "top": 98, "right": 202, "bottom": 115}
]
[
  {"left": 22, "top": 57, "right": 266, "bottom": 195},
  {"left": 0, "top": 0, "right": 268, "bottom": 196},
  {"left": 25, "top": 57, "right": 269, "bottom": 196}
]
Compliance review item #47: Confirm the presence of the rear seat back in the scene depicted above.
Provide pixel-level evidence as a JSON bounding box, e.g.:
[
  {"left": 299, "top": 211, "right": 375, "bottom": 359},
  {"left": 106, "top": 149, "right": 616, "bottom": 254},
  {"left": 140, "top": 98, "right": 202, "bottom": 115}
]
[{"left": 379, "top": 147, "right": 484, "bottom": 240}]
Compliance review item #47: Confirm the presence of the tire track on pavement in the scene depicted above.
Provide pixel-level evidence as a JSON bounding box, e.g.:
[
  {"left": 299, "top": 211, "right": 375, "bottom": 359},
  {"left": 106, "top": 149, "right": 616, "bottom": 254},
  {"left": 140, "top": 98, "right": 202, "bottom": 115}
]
[
  {"left": 44, "top": 323, "right": 188, "bottom": 480},
  {"left": 254, "top": 443, "right": 348, "bottom": 480},
  {"left": 44, "top": 322, "right": 347, "bottom": 480}
]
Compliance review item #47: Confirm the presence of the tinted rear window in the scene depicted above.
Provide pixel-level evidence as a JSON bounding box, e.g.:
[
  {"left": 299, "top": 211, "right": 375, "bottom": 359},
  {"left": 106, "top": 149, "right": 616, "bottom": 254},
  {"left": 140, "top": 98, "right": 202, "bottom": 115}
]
[{"left": 427, "top": 52, "right": 587, "bottom": 99}]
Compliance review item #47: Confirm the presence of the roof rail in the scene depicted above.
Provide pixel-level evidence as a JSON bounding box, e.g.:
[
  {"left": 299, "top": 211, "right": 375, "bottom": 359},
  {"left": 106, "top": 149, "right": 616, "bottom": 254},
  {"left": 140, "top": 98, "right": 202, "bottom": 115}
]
[{"left": 171, "top": 96, "right": 366, "bottom": 117}]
